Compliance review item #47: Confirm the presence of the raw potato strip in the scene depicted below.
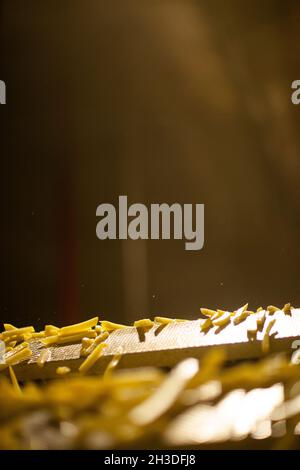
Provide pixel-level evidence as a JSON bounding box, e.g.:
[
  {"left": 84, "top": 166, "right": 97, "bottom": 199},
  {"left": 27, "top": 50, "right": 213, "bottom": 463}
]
[
  {"left": 57, "top": 330, "right": 97, "bottom": 344},
  {"left": 31, "top": 331, "right": 46, "bottom": 339},
  {"left": 200, "top": 308, "right": 217, "bottom": 318},
  {"left": 8, "top": 366, "right": 22, "bottom": 395},
  {"left": 154, "top": 317, "right": 175, "bottom": 325},
  {"left": 3, "top": 341, "right": 29, "bottom": 359},
  {"left": 56, "top": 366, "right": 71, "bottom": 376},
  {"left": 246, "top": 314, "right": 258, "bottom": 334},
  {"left": 257, "top": 309, "right": 266, "bottom": 329},
  {"left": 233, "top": 304, "right": 250, "bottom": 325},
  {"left": 267, "top": 305, "right": 279, "bottom": 315},
  {"left": 79, "top": 342, "right": 108, "bottom": 374},
  {"left": 81, "top": 337, "right": 94, "bottom": 348},
  {"left": 5, "top": 347, "right": 32, "bottom": 367},
  {"left": 213, "top": 311, "right": 231, "bottom": 327},
  {"left": 1, "top": 326, "right": 34, "bottom": 341},
  {"left": 84, "top": 332, "right": 109, "bottom": 356},
  {"left": 283, "top": 303, "right": 292, "bottom": 315},
  {"left": 101, "top": 321, "right": 127, "bottom": 331},
  {"left": 104, "top": 348, "right": 123, "bottom": 377},
  {"left": 59, "top": 317, "right": 99, "bottom": 337},
  {"left": 262, "top": 318, "right": 276, "bottom": 354},
  {"left": 133, "top": 319, "right": 154, "bottom": 329},
  {"left": 3, "top": 324, "right": 16, "bottom": 331},
  {"left": 130, "top": 358, "right": 199, "bottom": 426},
  {"left": 41, "top": 335, "right": 59, "bottom": 346},
  {"left": 201, "top": 318, "right": 213, "bottom": 332},
  {"left": 45, "top": 325, "right": 59, "bottom": 336},
  {"left": 37, "top": 349, "right": 51, "bottom": 368},
  {"left": 210, "top": 309, "right": 227, "bottom": 322},
  {"left": 42, "top": 329, "right": 97, "bottom": 347}
]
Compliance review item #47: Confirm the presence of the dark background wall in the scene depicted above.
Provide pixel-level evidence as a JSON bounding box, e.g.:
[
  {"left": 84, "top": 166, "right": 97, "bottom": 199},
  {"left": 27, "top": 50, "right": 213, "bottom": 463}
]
[{"left": 1, "top": 0, "right": 300, "bottom": 328}]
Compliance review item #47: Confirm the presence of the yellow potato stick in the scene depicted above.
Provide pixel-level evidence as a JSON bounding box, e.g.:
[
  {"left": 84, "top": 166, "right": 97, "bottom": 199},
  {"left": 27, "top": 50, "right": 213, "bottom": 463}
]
[
  {"left": 84, "top": 332, "right": 109, "bottom": 355},
  {"left": 233, "top": 307, "right": 250, "bottom": 325},
  {"left": 3, "top": 324, "right": 17, "bottom": 331},
  {"left": 6, "top": 347, "right": 32, "bottom": 367},
  {"left": 200, "top": 308, "right": 217, "bottom": 318},
  {"left": 4, "top": 341, "right": 28, "bottom": 358},
  {"left": 201, "top": 318, "right": 213, "bottom": 332},
  {"left": 104, "top": 349, "right": 123, "bottom": 378},
  {"left": 58, "top": 330, "right": 97, "bottom": 344},
  {"left": 81, "top": 337, "right": 94, "bottom": 348},
  {"left": 283, "top": 303, "right": 292, "bottom": 315},
  {"left": 42, "top": 330, "right": 97, "bottom": 347},
  {"left": 59, "top": 317, "right": 99, "bottom": 337},
  {"left": 246, "top": 314, "right": 257, "bottom": 334},
  {"left": 101, "top": 321, "right": 127, "bottom": 331},
  {"left": 37, "top": 349, "right": 51, "bottom": 368},
  {"left": 233, "top": 303, "right": 248, "bottom": 316},
  {"left": 79, "top": 342, "right": 108, "bottom": 374},
  {"left": 262, "top": 319, "right": 276, "bottom": 354},
  {"left": 95, "top": 332, "right": 109, "bottom": 343},
  {"left": 257, "top": 309, "right": 266, "bottom": 328},
  {"left": 133, "top": 319, "right": 154, "bottom": 329},
  {"left": 23, "top": 333, "right": 33, "bottom": 341},
  {"left": 41, "top": 335, "right": 59, "bottom": 346},
  {"left": 267, "top": 305, "right": 279, "bottom": 315},
  {"left": 8, "top": 366, "right": 22, "bottom": 395},
  {"left": 56, "top": 366, "right": 71, "bottom": 376},
  {"left": 210, "top": 311, "right": 223, "bottom": 321},
  {"left": 44, "top": 325, "right": 60, "bottom": 336},
  {"left": 212, "top": 311, "right": 231, "bottom": 327},
  {"left": 154, "top": 317, "right": 175, "bottom": 325},
  {"left": 1, "top": 326, "right": 34, "bottom": 341},
  {"left": 31, "top": 331, "right": 46, "bottom": 339}
]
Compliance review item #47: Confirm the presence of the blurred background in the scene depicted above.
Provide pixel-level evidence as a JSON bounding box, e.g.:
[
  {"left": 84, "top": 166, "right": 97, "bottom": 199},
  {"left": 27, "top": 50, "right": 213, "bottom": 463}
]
[{"left": 1, "top": 0, "right": 300, "bottom": 328}]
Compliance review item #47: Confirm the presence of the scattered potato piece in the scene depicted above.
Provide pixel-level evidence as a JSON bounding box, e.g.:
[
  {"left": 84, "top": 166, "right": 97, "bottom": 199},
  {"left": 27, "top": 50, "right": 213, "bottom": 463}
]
[
  {"left": 37, "top": 349, "right": 51, "bottom": 368},
  {"left": 200, "top": 308, "right": 217, "bottom": 318},
  {"left": 247, "top": 314, "right": 258, "bottom": 335},
  {"left": 267, "top": 305, "right": 279, "bottom": 315},
  {"left": 154, "top": 317, "right": 175, "bottom": 325},
  {"left": 1, "top": 326, "right": 34, "bottom": 341},
  {"left": 233, "top": 306, "right": 250, "bottom": 325},
  {"left": 213, "top": 311, "right": 231, "bottom": 327},
  {"left": 59, "top": 317, "right": 99, "bottom": 337},
  {"left": 133, "top": 319, "right": 154, "bottom": 329},
  {"left": 3, "top": 324, "right": 17, "bottom": 331},
  {"left": 79, "top": 343, "right": 108, "bottom": 374},
  {"left": 201, "top": 318, "right": 213, "bottom": 332},
  {"left": 56, "top": 366, "right": 71, "bottom": 376},
  {"left": 262, "top": 319, "right": 276, "bottom": 354},
  {"left": 257, "top": 309, "right": 266, "bottom": 329},
  {"left": 101, "top": 321, "right": 127, "bottom": 331},
  {"left": 283, "top": 303, "right": 292, "bottom": 315},
  {"left": 9, "top": 366, "right": 22, "bottom": 395}
]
